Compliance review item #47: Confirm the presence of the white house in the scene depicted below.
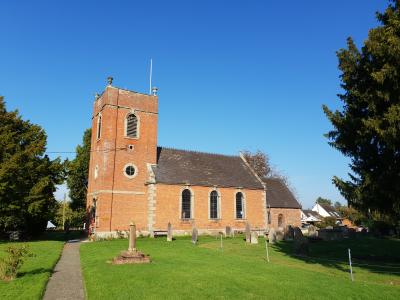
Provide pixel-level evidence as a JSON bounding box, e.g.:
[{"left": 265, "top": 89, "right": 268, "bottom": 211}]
[
  {"left": 301, "top": 210, "right": 322, "bottom": 224},
  {"left": 312, "top": 203, "right": 342, "bottom": 223}
]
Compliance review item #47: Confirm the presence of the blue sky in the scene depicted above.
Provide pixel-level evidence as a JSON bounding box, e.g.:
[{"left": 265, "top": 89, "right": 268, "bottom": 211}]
[{"left": 0, "top": 1, "right": 388, "bottom": 208}]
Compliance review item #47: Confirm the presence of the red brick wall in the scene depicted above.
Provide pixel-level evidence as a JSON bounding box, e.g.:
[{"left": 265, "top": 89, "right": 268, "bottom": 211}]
[
  {"left": 269, "top": 208, "right": 301, "bottom": 229},
  {"left": 86, "top": 86, "right": 158, "bottom": 234},
  {"left": 153, "top": 184, "right": 267, "bottom": 233}
]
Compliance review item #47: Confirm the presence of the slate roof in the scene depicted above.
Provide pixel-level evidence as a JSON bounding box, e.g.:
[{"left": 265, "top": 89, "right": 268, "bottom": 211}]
[
  {"left": 302, "top": 209, "right": 321, "bottom": 219},
  {"left": 319, "top": 204, "right": 342, "bottom": 218},
  {"left": 263, "top": 178, "right": 302, "bottom": 209},
  {"left": 153, "top": 147, "right": 264, "bottom": 189}
]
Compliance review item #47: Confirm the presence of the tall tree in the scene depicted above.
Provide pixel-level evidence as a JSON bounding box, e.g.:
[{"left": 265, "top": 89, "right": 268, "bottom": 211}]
[
  {"left": 66, "top": 128, "right": 91, "bottom": 211},
  {"left": 315, "top": 197, "right": 332, "bottom": 206},
  {"left": 242, "top": 150, "right": 272, "bottom": 178},
  {"left": 323, "top": 1, "right": 400, "bottom": 221},
  {"left": 0, "top": 96, "right": 64, "bottom": 234}
]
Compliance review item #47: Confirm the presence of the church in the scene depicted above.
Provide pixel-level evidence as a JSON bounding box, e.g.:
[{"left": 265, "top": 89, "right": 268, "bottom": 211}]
[{"left": 86, "top": 79, "right": 302, "bottom": 237}]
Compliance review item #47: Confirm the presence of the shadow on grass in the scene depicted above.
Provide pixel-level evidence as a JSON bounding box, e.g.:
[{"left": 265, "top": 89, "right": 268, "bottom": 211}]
[
  {"left": 0, "top": 230, "right": 86, "bottom": 244},
  {"left": 271, "top": 235, "right": 400, "bottom": 276},
  {"left": 18, "top": 267, "right": 53, "bottom": 278}
]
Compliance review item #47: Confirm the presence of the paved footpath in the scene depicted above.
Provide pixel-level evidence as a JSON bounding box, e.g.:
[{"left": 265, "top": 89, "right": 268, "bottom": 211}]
[{"left": 43, "top": 240, "right": 85, "bottom": 300}]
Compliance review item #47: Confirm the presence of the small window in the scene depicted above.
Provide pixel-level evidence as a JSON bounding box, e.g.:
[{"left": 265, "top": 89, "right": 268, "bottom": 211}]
[
  {"left": 210, "top": 191, "right": 218, "bottom": 219},
  {"left": 278, "top": 214, "right": 284, "bottom": 228},
  {"left": 126, "top": 113, "right": 138, "bottom": 138},
  {"left": 181, "top": 189, "right": 191, "bottom": 219},
  {"left": 123, "top": 164, "right": 137, "bottom": 178},
  {"left": 97, "top": 115, "right": 102, "bottom": 139},
  {"left": 236, "top": 192, "right": 244, "bottom": 219}
]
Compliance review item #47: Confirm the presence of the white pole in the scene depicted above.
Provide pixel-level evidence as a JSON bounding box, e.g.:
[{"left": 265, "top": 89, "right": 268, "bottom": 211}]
[
  {"left": 220, "top": 233, "right": 223, "bottom": 251},
  {"left": 348, "top": 248, "right": 354, "bottom": 281},
  {"left": 265, "top": 237, "right": 270, "bottom": 263},
  {"left": 149, "top": 58, "right": 153, "bottom": 94}
]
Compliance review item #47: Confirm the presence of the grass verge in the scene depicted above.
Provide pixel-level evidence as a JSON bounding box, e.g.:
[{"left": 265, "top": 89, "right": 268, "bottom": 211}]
[{"left": 80, "top": 235, "right": 400, "bottom": 299}]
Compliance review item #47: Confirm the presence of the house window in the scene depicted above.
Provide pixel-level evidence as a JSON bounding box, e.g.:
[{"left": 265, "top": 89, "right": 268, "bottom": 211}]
[
  {"left": 181, "top": 189, "right": 191, "bottom": 219},
  {"left": 126, "top": 113, "right": 138, "bottom": 138},
  {"left": 278, "top": 214, "right": 284, "bottom": 228},
  {"left": 236, "top": 192, "right": 244, "bottom": 219},
  {"left": 97, "top": 115, "right": 102, "bottom": 139},
  {"left": 210, "top": 191, "right": 218, "bottom": 219}
]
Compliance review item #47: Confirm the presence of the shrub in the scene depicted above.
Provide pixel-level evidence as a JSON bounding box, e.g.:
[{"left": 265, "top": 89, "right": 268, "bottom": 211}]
[
  {"left": 317, "top": 217, "right": 337, "bottom": 229},
  {"left": 0, "top": 244, "right": 33, "bottom": 281}
]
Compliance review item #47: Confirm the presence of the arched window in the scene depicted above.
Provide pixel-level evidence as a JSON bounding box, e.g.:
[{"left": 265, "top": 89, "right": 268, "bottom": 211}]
[
  {"left": 210, "top": 191, "right": 218, "bottom": 219},
  {"left": 97, "top": 115, "right": 102, "bottom": 139},
  {"left": 181, "top": 189, "right": 191, "bottom": 219},
  {"left": 126, "top": 113, "right": 138, "bottom": 138},
  {"left": 236, "top": 192, "right": 244, "bottom": 219},
  {"left": 278, "top": 214, "right": 284, "bottom": 228}
]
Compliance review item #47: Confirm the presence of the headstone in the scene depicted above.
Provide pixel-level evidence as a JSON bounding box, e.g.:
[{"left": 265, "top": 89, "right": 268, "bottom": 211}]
[
  {"left": 268, "top": 228, "right": 276, "bottom": 244},
  {"left": 167, "top": 222, "right": 173, "bottom": 242},
  {"left": 308, "top": 225, "right": 317, "bottom": 237},
  {"left": 225, "top": 226, "right": 232, "bottom": 237},
  {"left": 192, "top": 227, "right": 198, "bottom": 244},
  {"left": 128, "top": 222, "right": 137, "bottom": 252},
  {"left": 284, "top": 225, "right": 294, "bottom": 240},
  {"left": 275, "top": 228, "right": 284, "bottom": 241},
  {"left": 250, "top": 231, "right": 258, "bottom": 244},
  {"left": 245, "top": 222, "right": 251, "bottom": 243},
  {"left": 9, "top": 231, "right": 19, "bottom": 241},
  {"left": 293, "top": 227, "right": 304, "bottom": 240},
  {"left": 293, "top": 226, "right": 309, "bottom": 255}
]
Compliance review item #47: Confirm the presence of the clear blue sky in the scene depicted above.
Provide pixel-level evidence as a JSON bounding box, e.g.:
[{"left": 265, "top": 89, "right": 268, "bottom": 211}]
[{"left": 0, "top": 0, "right": 388, "bottom": 208}]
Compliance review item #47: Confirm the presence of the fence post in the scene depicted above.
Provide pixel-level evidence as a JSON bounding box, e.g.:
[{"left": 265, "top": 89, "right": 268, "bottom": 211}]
[
  {"left": 220, "top": 233, "right": 223, "bottom": 251},
  {"left": 265, "top": 237, "right": 270, "bottom": 263},
  {"left": 348, "top": 248, "right": 354, "bottom": 281}
]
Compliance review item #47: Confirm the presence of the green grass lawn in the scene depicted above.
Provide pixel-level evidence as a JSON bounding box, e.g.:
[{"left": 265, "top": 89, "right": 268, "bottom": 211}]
[
  {"left": 80, "top": 235, "right": 400, "bottom": 299},
  {"left": 0, "top": 231, "right": 82, "bottom": 300}
]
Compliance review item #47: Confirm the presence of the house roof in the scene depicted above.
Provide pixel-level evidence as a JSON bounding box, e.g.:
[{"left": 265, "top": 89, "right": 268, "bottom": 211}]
[
  {"left": 263, "top": 178, "right": 302, "bottom": 209},
  {"left": 153, "top": 147, "right": 264, "bottom": 189},
  {"left": 302, "top": 209, "right": 321, "bottom": 219},
  {"left": 319, "top": 204, "right": 342, "bottom": 218}
]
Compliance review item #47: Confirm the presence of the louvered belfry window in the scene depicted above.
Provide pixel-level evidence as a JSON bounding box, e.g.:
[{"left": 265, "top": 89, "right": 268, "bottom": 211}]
[
  {"left": 210, "top": 191, "right": 218, "bottom": 219},
  {"left": 236, "top": 192, "right": 244, "bottom": 219},
  {"left": 126, "top": 114, "right": 138, "bottom": 138},
  {"left": 181, "top": 189, "right": 191, "bottom": 219}
]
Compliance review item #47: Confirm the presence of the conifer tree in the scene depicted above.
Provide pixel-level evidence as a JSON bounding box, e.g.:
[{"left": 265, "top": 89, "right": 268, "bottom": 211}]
[
  {"left": 0, "top": 96, "right": 64, "bottom": 234},
  {"left": 323, "top": 1, "right": 400, "bottom": 222},
  {"left": 66, "top": 128, "right": 91, "bottom": 211}
]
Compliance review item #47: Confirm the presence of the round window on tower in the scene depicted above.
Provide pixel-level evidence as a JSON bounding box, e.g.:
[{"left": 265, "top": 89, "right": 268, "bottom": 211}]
[{"left": 123, "top": 163, "right": 137, "bottom": 179}]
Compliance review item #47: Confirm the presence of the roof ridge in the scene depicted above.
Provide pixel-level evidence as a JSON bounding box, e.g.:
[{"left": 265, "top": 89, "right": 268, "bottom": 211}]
[{"left": 157, "top": 146, "right": 239, "bottom": 158}]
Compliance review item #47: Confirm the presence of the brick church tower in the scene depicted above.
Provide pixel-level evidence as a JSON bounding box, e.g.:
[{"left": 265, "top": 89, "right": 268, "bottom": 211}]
[{"left": 86, "top": 78, "right": 158, "bottom": 235}]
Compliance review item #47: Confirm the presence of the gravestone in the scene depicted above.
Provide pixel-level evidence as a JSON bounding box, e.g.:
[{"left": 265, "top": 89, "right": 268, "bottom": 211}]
[
  {"left": 308, "top": 225, "right": 317, "bottom": 237},
  {"left": 250, "top": 231, "right": 258, "bottom": 244},
  {"left": 268, "top": 228, "right": 276, "bottom": 244},
  {"left": 9, "top": 231, "right": 19, "bottom": 241},
  {"left": 275, "top": 228, "right": 284, "bottom": 241},
  {"left": 192, "top": 227, "right": 198, "bottom": 244},
  {"left": 167, "top": 222, "right": 173, "bottom": 242},
  {"left": 293, "top": 226, "right": 309, "bottom": 255},
  {"left": 245, "top": 222, "right": 251, "bottom": 243},
  {"left": 113, "top": 222, "right": 150, "bottom": 264},
  {"left": 293, "top": 226, "right": 304, "bottom": 240},
  {"left": 284, "top": 225, "right": 294, "bottom": 240},
  {"left": 225, "top": 226, "right": 232, "bottom": 237}
]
